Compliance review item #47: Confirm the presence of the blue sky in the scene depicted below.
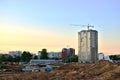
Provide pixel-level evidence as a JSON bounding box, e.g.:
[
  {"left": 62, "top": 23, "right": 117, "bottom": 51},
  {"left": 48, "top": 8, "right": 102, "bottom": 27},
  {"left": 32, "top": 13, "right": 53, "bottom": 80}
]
[{"left": 0, "top": 0, "right": 120, "bottom": 55}]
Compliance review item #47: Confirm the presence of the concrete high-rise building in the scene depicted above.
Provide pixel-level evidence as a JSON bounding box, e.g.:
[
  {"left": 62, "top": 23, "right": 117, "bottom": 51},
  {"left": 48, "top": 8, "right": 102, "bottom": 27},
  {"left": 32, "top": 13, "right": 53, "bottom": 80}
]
[{"left": 78, "top": 30, "right": 98, "bottom": 63}]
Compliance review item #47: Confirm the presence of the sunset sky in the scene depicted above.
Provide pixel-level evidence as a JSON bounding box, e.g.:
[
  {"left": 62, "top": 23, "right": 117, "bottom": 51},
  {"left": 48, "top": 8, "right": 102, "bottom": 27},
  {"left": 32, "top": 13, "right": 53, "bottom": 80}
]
[{"left": 0, "top": 0, "right": 120, "bottom": 55}]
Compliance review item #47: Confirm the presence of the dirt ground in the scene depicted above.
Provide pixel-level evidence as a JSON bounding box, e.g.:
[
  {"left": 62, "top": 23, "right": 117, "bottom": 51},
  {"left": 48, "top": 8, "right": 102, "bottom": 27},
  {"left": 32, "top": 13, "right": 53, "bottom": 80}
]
[{"left": 1, "top": 60, "right": 120, "bottom": 80}]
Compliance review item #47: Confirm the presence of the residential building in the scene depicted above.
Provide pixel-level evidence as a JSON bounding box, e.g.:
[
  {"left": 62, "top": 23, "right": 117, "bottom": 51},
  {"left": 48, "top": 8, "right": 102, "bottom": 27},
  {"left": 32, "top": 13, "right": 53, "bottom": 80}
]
[
  {"left": 78, "top": 30, "right": 98, "bottom": 63},
  {"left": 67, "top": 48, "right": 75, "bottom": 56},
  {"left": 98, "top": 53, "right": 104, "bottom": 60},
  {"left": 61, "top": 48, "right": 75, "bottom": 58},
  {"left": 8, "top": 51, "right": 22, "bottom": 57},
  {"left": 47, "top": 52, "right": 61, "bottom": 59},
  {"left": 61, "top": 48, "right": 68, "bottom": 58}
]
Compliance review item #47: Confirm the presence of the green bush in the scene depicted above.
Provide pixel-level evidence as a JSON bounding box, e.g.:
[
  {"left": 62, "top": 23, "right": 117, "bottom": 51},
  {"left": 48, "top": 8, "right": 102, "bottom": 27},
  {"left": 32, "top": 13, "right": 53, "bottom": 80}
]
[{"left": 0, "top": 64, "right": 11, "bottom": 69}]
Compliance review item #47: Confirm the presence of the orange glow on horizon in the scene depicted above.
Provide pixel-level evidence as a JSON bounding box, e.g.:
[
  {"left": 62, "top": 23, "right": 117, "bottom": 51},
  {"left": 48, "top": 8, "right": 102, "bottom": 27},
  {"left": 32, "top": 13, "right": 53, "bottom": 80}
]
[{"left": 0, "top": 24, "right": 119, "bottom": 55}]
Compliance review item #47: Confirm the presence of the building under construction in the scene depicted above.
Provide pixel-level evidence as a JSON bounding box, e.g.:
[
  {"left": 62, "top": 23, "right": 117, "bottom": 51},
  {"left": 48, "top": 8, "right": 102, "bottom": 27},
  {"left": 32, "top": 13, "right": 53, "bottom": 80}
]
[{"left": 78, "top": 29, "right": 98, "bottom": 63}]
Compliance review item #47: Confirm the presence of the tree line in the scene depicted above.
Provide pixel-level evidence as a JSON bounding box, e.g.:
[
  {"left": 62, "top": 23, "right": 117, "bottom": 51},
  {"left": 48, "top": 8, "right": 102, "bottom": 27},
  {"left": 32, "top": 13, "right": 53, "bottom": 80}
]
[
  {"left": 62, "top": 55, "right": 78, "bottom": 63},
  {"left": 0, "top": 48, "right": 78, "bottom": 64},
  {"left": 0, "top": 51, "right": 31, "bottom": 64},
  {"left": 0, "top": 49, "right": 49, "bottom": 64},
  {"left": 109, "top": 55, "right": 120, "bottom": 60}
]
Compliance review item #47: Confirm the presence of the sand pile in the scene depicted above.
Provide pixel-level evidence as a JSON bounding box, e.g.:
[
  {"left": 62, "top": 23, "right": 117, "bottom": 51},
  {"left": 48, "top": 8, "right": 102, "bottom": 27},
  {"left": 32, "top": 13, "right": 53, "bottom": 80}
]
[{"left": 51, "top": 60, "right": 120, "bottom": 80}]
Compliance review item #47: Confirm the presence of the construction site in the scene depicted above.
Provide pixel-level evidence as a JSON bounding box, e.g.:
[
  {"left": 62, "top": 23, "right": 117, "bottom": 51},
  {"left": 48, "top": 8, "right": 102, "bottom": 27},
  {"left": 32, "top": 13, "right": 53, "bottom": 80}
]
[
  {"left": 1, "top": 25, "right": 119, "bottom": 80},
  {"left": 0, "top": 60, "right": 120, "bottom": 80}
]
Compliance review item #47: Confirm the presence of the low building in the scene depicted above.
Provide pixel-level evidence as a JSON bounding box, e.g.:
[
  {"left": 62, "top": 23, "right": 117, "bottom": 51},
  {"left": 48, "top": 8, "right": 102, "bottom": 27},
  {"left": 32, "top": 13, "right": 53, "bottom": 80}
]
[
  {"left": 48, "top": 52, "right": 61, "bottom": 59},
  {"left": 98, "top": 53, "right": 113, "bottom": 62},
  {"left": 29, "top": 59, "right": 62, "bottom": 65},
  {"left": 8, "top": 51, "right": 22, "bottom": 57},
  {"left": 104, "top": 56, "right": 112, "bottom": 62},
  {"left": 98, "top": 53, "right": 104, "bottom": 60}
]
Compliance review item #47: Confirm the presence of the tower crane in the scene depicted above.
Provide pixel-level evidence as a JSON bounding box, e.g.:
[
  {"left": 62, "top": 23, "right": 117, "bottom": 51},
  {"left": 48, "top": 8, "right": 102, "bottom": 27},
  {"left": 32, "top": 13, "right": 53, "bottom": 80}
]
[{"left": 70, "top": 24, "right": 94, "bottom": 30}]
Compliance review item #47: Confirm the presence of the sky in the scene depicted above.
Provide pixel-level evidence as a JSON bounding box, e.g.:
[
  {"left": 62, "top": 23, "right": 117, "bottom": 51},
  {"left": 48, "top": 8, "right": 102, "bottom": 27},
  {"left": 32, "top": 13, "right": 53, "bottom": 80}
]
[{"left": 0, "top": 0, "right": 120, "bottom": 55}]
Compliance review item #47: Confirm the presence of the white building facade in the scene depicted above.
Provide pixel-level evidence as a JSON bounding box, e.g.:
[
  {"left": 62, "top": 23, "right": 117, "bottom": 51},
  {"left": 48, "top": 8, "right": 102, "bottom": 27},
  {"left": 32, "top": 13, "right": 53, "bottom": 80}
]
[
  {"left": 98, "top": 53, "right": 104, "bottom": 60},
  {"left": 8, "top": 51, "right": 22, "bottom": 57},
  {"left": 78, "top": 30, "right": 98, "bottom": 63},
  {"left": 48, "top": 52, "right": 61, "bottom": 59},
  {"left": 38, "top": 51, "right": 61, "bottom": 59},
  {"left": 38, "top": 51, "right": 42, "bottom": 59}
]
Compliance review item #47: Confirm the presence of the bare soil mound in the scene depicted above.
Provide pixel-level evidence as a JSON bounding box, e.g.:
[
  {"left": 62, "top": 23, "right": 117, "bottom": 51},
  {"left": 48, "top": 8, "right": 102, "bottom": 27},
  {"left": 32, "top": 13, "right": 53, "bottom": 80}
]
[{"left": 2, "top": 60, "right": 120, "bottom": 80}]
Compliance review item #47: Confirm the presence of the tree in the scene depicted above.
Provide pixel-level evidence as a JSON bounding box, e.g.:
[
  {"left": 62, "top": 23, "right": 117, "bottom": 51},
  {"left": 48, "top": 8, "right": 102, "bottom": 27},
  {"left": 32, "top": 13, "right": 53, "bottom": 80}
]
[
  {"left": 72, "top": 55, "right": 78, "bottom": 62},
  {"left": 40, "top": 49, "right": 48, "bottom": 59},
  {"left": 62, "top": 55, "right": 78, "bottom": 63},
  {"left": 6, "top": 55, "right": 13, "bottom": 62},
  {"left": 0, "top": 55, "right": 7, "bottom": 64},
  {"left": 109, "top": 55, "right": 120, "bottom": 60},
  {"left": 33, "top": 55, "right": 38, "bottom": 59},
  {"left": 21, "top": 51, "right": 32, "bottom": 62},
  {"left": 13, "top": 56, "right": 21, "bottom": 62},
  {"left": 0, "top": 55, "right": 21, "bottom": 63}
]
